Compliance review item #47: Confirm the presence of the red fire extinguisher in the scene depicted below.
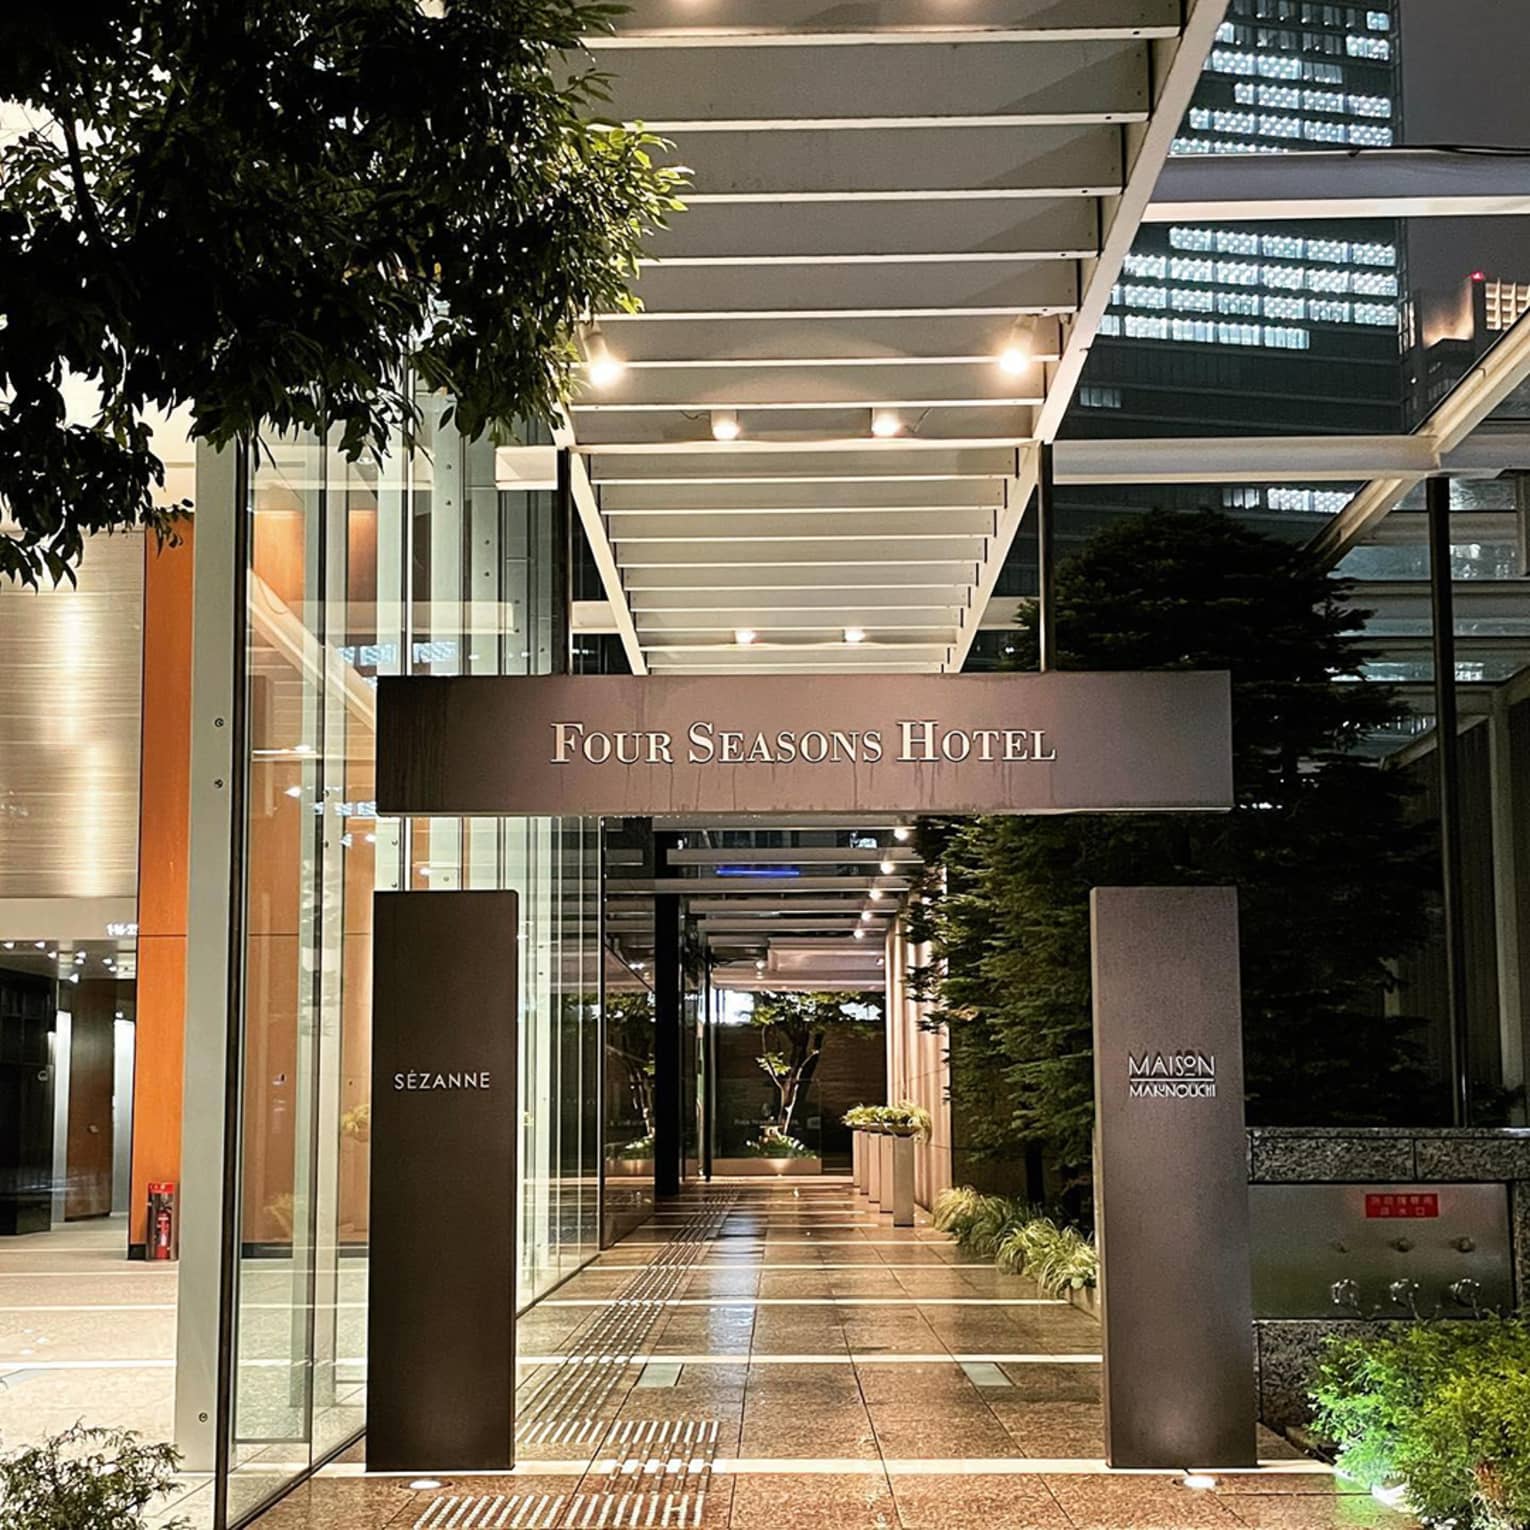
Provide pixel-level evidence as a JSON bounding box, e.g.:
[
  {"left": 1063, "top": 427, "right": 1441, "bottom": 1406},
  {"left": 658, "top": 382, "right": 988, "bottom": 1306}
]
[{"left": 148, "top": 1182, "right": 178, "bottom": 1261}]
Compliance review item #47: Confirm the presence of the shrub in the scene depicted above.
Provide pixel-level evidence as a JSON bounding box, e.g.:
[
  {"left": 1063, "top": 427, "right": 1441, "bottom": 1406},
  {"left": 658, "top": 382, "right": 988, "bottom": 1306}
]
[
  {"left": 931, "top": 1186, "right": 982, "bottom": 1235},
  {"left": 1310, "top": 1317, "right": 1530, "bottom": 1530},
  {"left": 934, "top": 1185, "right": 1097, "bottom": 1296},
  {"left": 0, "top": 1424, "right": 186, "bottom": 1530},
  {"left": 994, "top": 1216, "right": 1098, "bottom": 1294},
  {"left": 742, "top": 1129, "right": 815, "bottom": 1159},
  {"left": 842, "top": 1101, "right": 933, "bottom": 1139}
]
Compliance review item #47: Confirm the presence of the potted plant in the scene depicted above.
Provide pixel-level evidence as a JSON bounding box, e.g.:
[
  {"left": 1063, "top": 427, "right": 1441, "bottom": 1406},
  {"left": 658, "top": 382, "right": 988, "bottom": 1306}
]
[{"left": 0, "top": 1424, "right": 187, "bottom": 1529}]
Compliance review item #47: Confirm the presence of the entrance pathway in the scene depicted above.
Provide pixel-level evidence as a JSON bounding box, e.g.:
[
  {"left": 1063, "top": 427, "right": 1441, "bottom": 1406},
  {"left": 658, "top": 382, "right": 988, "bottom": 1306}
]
[{"left": 252, "top": 1181, "right": 1419, "bottom": 1530}]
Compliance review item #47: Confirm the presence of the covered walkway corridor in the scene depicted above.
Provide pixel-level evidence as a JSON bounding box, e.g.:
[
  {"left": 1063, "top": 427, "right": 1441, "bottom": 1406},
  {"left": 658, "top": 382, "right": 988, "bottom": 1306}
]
[{"left": 247, "top": 1182, "right": 1405, "bottom": 1530}]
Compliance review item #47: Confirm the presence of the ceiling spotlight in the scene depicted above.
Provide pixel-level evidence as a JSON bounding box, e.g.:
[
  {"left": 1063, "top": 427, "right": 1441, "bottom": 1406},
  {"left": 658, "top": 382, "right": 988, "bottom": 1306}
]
[
  {"left": 844, "top": 627, "right": 866, "bottom": 645},
  {"left": 870, "top": 410, "right": 902, "bottom": 439},
  {"left": 584, "top": 326, "right": 624, "bottom": 389},
  {"left": 1181, "top": 1475, "right": 1218, "bottom": 1492},
  {"left": 408, "top": 1479, "right": 444, "bottom": 1491},
  {"left": 735, "top": 628, "right": 757, "bottom": 646},
  {"left": 854, "top": 927, "right": 867, "bottom": 940},
  {"left": 869, "top": 887, "right": 884, "bottom": 902},
  {"left": 879, "top": 859, "right": 895, "bottom": 876},
  {"left": 711, "top": 409, "right": 741, "bottom": 442},
  {"left": 34, "top": 941, "right": 45, "bottom": 950},
  {"left": 997, "top": 340, "right": 1032, "bottom": 376},
  {"left": 893, "top": 826, "right": 911, "bottom": 842},
  {"left": 860, "top": 911, "right": 874, "bottom": 923},
  {"left": 755, "top": 959, "right": 766, "bottom": 972}
]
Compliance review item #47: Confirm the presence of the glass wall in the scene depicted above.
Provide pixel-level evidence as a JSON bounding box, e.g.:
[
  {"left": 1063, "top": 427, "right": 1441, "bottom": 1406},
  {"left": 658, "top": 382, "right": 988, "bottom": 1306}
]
[{"left": 225, "top": 406, "right": 602, "bottom": 1523}]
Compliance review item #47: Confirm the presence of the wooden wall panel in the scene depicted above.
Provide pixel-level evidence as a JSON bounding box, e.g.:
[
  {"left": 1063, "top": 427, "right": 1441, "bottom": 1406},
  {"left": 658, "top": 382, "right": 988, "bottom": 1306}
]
[{"left": 130, "top": 524, "right": 194, "bottom": 1250}]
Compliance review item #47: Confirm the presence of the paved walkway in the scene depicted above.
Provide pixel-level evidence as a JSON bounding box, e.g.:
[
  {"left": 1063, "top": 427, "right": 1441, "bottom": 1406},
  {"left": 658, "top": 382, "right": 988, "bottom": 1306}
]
[{"left": 251, "top": 1180, "right": 1418, "bottom": 1530}]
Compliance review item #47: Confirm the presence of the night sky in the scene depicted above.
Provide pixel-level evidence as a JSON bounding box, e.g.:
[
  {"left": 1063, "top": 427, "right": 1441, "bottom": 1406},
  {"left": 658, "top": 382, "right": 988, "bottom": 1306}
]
[{"left": 1399, "top": 0, "right": 1530, "bottom": 290}]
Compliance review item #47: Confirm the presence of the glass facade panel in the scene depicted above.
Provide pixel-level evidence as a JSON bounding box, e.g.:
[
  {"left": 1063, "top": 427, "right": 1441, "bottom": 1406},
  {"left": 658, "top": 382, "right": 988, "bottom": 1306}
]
[{"left": 225, "top": 408, "right": 602, "bottom": 1521}]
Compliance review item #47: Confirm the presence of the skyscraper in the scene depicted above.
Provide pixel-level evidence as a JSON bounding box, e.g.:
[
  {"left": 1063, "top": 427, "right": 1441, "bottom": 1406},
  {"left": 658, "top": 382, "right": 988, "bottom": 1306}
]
[{"left": 972, "top": 0, "right": 1408, "bottom": 637}]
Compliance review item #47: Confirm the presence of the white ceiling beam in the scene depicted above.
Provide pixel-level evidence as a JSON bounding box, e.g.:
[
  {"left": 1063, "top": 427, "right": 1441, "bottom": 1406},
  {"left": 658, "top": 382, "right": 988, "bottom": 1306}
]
[
  {"left": 614, "top": 536, "right": 987, "bottom": 566},
  {"left": 603, "top": 0, "right": 1182, "bottom": 46},
  {"left": 641, "top": 202, "right": 1096, "bottom": 264},
  {"left": 609, "top": 509, "right": 996, "bottom": 540},
  {"left": 598, "top": 38, "right": 1148, "bottom": 126},
  {"left": 948, "top": 444, "right": 1040, "bottom": 671},
  {"left": 1309, "top": 308, "right": 1530, "bottom": 565},
  {"left": 1035, "top": 0, "right": 1229, "bottom": 442},
  {"left": 592, "top": 314, "right": 1064, "bottom": 367},
  {"left": 586, "top": 445, "right": 1021, "bottom": 478},
  {"left": 614, "top": 260, "right": 1078, "bottom": 317},
  {"left": 1145, "top": 150, "right": 1530, "bottom": 223},
  {"left": 623, "top": 564, "right": 975, "bottom": 590},
  {"left": 571, "top": 361, "right": 1045, "bottom": 409},
  {"left": 628, "top": 587, "right": 966, "bottom": 612},
  {"left": 565, "top": 450, "right": 647, "bottom": 675},
  {"left": 600, "top": 478, "right": 1007, "bottom": 511},
  {"left": 661, "top": 123, "right": 1121, "bottom": 201},
  {"left": 571, "top": 406, "right": 1035, "bottom": 448}
]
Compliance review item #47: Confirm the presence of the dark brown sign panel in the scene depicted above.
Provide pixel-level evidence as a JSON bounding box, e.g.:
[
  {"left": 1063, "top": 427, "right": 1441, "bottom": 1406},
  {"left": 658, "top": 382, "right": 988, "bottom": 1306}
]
[
  {"left": 1091, "top": 886, "right": 1255, "bottom": 1469},
  {"left": 368, "top": 891, "right": 519, "bottom": 1472},
  {"left": 376, "top": 671, "right": 1232, "bottom": 817}
]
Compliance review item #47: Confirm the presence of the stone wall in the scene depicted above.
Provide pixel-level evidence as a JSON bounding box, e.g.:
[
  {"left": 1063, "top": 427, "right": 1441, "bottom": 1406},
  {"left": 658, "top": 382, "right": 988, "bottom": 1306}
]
[{"left": 1248, "top": 1126, "right": 1530, "bottom": 1430}]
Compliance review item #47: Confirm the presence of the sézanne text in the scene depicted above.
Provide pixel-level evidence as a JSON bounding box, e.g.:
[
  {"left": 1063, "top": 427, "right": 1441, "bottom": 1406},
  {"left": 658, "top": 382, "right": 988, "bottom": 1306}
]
[{"left": 550, "top": 720, "right": 1057, "bottom": 767}]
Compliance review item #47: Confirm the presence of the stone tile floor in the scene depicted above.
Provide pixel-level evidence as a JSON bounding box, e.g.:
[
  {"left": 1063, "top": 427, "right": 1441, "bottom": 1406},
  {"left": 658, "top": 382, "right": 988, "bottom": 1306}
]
[{"left": 242, "top": 1180, "right": 1421, "bottom": 1530}]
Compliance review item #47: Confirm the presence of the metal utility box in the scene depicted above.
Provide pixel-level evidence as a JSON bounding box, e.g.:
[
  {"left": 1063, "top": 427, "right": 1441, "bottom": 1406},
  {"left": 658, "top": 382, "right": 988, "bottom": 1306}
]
[{"left": 1250, "top": 1183, "right": 1512, "bottom": 1319}]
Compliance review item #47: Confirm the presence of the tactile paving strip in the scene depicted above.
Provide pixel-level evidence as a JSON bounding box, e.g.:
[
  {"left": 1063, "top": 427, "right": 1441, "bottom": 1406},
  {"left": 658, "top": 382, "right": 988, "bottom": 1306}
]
[{"left": 516, "top": 1196, "right": 736, "bottom": 1449}]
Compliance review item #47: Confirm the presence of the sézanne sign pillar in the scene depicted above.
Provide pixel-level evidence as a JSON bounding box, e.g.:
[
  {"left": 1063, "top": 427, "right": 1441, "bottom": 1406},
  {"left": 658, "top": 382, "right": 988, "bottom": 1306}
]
[
  {"left": 368, "top": 891, "right": 519, "bottom": 1472},
  {"left": 1091, "top": 886, "right": 1255, "bottom": 1469}
]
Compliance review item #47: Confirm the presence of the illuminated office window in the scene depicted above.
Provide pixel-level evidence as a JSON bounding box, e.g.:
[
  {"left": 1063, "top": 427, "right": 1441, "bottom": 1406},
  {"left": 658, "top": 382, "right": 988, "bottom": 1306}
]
[
  {"left": 1170, "top": 287, "right": 1217, "bottom": 312},
  {"left": 1309, "top": 298, "right": 1351, "bottom": 323},
  {"left": 1263, "top": 325, "right": 1310, "bottom": 348},
  {"left": 1123, "top": 253, "right": 1168, "bottom": 279},
  {"left": 1218, "top": 291, "right": 1261, "bottom": 315},
  {"left": 1169, "top": 226, "right": 1216, "bottom": 251},
  {"left": 1346, "top": 33, "right": 1390, "bottom": 59}
]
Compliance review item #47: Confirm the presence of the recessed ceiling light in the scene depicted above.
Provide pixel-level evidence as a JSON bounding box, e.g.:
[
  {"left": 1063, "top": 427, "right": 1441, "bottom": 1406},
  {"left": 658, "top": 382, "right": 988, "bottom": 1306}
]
[
  {"left": 1181, "top": 1474, "right": 1218, "bottom": 1491},
  {"left": 710, "top": 409, "right": 741, "bottom": 442},
  {"left": 870, "top": 410, "right": 902, "bottom": 438},
  {"left": 997, "top": 341, "right": 1032, "bottom": 376},
  {"left": 853, "top": 927, "right": 866, "bottom": 940},
  {"left": 893, "top": 826, "right": 911, "bottom": 842},
  {"left": 844, "top": 627, "right": 866, "bottom": 645},
  {"left": 860, "top": 911, "right": 873, "bottom": 922},
  {"left": 408, "top": 1479, "right": 444, "bottom": 1491},
  {"left": 584, "top": 327, "right": 624, "bottom": 389},
  {"left": 869, "top": 888, "right": 884, "bottom": 901},
  {"left": 735, "top": 628, "right": 757, "bottom": 646},
  {"left": 879, "top": 859, "right": 895, "bottom": 876}
]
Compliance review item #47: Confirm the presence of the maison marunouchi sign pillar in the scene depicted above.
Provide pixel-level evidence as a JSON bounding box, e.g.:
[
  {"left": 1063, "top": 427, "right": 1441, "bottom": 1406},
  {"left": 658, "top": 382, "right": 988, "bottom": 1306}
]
[
  {"left": 367, "top": 890, "right": 519, "bottom": 1472},
  {"left": 1091, "top": 886, "right": 1255, "bottom": 1469}
]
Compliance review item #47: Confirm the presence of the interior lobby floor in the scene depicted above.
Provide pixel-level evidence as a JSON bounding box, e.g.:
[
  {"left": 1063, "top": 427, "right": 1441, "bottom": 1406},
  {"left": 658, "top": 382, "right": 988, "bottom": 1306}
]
[
  {"left": 251, "top": 1180, "right": 1421, "bottom": 1530},
  {"left": 0, "top": 1214, "right": 178, "bottom": 1449}
]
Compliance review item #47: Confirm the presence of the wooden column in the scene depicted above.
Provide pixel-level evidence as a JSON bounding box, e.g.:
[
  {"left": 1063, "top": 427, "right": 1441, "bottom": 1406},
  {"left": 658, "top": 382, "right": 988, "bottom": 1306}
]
[{"left": 130, "top": 521, "right": 195, "bottom": 1255}]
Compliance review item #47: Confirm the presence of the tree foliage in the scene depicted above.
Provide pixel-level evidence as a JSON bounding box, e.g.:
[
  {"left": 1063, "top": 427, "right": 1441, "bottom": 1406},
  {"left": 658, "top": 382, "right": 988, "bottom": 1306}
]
[
  {"left": 750, "top": 990, "right": 881, "bottom": 1137},
  {"left": 0, "top": 0, "right": 683, "bottom": 583},
  {"left": 909, "top": 510, "right": 1439, "bottom": 1172}
]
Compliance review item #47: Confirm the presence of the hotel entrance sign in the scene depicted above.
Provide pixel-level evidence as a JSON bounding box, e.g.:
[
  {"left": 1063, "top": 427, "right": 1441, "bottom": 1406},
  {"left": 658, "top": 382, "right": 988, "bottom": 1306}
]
[{"left": 376, "top": 671, "right": 1232, "bottom": 818}]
